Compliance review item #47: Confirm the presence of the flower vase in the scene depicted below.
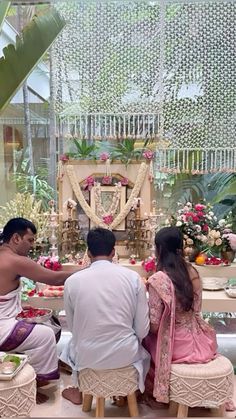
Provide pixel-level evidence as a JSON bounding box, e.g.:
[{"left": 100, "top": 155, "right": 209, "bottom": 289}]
[{"left": 221, "top": 250, "right": 235, "bottom": 263}]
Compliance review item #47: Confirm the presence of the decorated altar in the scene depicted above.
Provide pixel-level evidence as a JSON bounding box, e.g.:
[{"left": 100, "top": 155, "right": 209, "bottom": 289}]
[{"left": 58, "top": 148, "right": 158, "bottom": 259}]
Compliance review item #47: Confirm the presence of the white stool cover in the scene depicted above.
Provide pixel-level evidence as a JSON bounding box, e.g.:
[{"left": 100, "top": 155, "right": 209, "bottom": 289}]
[
  {"left": 170, "top": 355, "right": 234, "bottom": 408},
  {"left": 0, "top": 363, "right": 36, "bottom": 416},
  {"left": 79, "top": 366, "right": 138, "bottom": 398}
]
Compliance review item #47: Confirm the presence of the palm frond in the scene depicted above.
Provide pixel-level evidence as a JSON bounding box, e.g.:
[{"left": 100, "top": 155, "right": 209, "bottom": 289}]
[
  {"left": 0, "top": 8, "right": 66, "bottom": 112},
  {"left": 0, "top": 1, "right": 10, "bottom": 33}
]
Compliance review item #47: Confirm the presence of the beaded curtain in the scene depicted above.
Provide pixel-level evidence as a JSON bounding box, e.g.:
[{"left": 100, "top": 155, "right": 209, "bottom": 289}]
[{"left": 53, "top": 0, "right": 236, "bottom": 171}]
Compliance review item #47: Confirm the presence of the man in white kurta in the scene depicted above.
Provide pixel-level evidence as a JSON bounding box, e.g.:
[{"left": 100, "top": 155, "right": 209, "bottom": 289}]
[{"left": 60, "top": 227, "right": 150, "bottom": 403}]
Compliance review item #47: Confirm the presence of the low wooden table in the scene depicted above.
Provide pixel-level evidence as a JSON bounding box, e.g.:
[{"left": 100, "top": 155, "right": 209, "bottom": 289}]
[
  {"left": 26, "top": 290, "right": 236, "bottom": 313},
  {"left": 25, "top": 261, "right": 236, "bottom": 313}
]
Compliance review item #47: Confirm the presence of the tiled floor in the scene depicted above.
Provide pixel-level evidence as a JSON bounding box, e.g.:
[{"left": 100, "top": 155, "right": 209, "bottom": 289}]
[{"left": 31, "top": 372, "right": 236, "bottom": 417}]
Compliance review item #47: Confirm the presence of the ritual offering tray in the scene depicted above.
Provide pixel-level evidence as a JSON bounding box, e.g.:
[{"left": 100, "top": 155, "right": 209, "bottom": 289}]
[
  {"left": 203, "top": 257, "right": 231, "bottom": 266},
  {"left": 202, "top": 277, "right": 228, "bottom": 291},
  {"left": 0, "top": 354, "right": 28, "bottom": 380},
  {"left": 225, "top": 278, "right": 236, "bottom": 298},
  {"left": 17, "top": 307, "right": 52, "bottom": 323},
  {"left": 38, "top": 285, "right": 64, "bottom": 298}
]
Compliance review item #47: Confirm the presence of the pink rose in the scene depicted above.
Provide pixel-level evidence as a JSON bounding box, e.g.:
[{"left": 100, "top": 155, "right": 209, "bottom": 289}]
[
  {"left": 194, "top": 204, "right": 206, "bottom": 211},
  {"left": 44, "top": 259, "right": 52, "bottom": 270},
  {"left": 142, "top": 257, "right": 156, "bottom": 273},
  {"left": 202, "top": 224, "right": 209, "bottom": 232},
  {"left": 185, "top": 212, "right": 194, "bottom": 220},
  {"left": 52, "top": 261, "right": 62, "bottom": 271}
]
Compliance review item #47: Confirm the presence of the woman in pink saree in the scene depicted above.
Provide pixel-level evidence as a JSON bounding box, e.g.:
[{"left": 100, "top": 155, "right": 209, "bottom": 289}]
[{"left": 143, "top": 227, "right": 217, "bottom": 404}]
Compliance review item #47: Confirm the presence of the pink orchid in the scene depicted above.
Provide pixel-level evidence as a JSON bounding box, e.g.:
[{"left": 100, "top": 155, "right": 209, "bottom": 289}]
[
  {"left": 83, "top": 176, "right": 95, "bottom": 190},
  {"left": 121, "top": 177, "right": 129, "bottom": 186},
  {"left": 60, "top": 154, "right": 69, "bottom": 162},
  {"left": 102, "top": 176, "right": 112, "bottom": 185},
  {"left": 100, "top": 152, "right": 110, "bottom": 161}
]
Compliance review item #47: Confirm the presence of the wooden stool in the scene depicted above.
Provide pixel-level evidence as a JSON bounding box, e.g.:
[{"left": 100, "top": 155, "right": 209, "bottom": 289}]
[
  {"left": 169, "top": 355, "right": 234, "bottom": 417},
  {"left": 79, "top": 365, "right": 139, "bottom": 417},
  {"left": 0, "top": 363, "right": 36, "bottom": 417}
]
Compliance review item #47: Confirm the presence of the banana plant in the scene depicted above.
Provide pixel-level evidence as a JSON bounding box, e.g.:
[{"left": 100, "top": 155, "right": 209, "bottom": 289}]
[{"left": 0, "top": 3, "right": 66, "bottom": 112}]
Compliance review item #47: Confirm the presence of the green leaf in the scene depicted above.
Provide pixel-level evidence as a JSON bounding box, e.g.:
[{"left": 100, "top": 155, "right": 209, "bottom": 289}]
[
  {"left": 0, "top": 1, "right": 10, "bottom": 33},
  {"left": 0, "top": 8, "right": 66, "bottom": 113},
  {"left": 213, "top": 179, "right": 236, "bottom": 204}
]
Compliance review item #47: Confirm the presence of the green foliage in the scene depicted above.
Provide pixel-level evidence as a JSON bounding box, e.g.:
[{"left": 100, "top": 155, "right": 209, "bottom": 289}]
[
  {"left": 0, "top": 1, "right": 10, "bottom": 32},
  {"left": 0, "top": 7, "right": 66, "bottom": 112},
  {"left": 212, "top": 176, "right": 236, "bottom": 205},
  {"left": 0, "top": 193, "right": 49, "bottom": 242},
  {"left": 68, "top": 138, "right": 98, "bottom": 160},
  {"left": 11, "top": 156, "right": 54, "bottom": 210},
  {"left": 111, "top": 139, "right": 142, "bottom": 165},
  {"left": 158, "top": 171, "right": 236, "bottom": 231},
  {"left": 12, "top": 173, "right": 54, "bottom": 210}
]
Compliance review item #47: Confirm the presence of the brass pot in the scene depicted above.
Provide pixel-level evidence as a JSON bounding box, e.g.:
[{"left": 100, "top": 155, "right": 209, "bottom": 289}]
[
  {"left": 184, "top": 246, "right": 199, "bottom": 262},
  {"left": 221, "top": 250, "right": 235, "bottom": 263}
]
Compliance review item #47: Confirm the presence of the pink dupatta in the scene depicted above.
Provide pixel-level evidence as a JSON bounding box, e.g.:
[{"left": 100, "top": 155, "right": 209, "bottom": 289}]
[{"left": 148, "top": 271, "right": 176, "bottom": 403}]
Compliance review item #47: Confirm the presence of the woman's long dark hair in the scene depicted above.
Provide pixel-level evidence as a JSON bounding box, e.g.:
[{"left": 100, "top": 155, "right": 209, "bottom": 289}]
[{"left": 155, "top": 227, "right": 194, "bottom": 311}]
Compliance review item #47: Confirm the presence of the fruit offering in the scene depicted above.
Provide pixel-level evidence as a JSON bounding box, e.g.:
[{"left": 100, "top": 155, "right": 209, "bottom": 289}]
[
  {"left": 195, "top": 253, "right": 207, "bottom": 265},
  {"left": 204, "top": 256, "right": 230, "bottom": 266}
]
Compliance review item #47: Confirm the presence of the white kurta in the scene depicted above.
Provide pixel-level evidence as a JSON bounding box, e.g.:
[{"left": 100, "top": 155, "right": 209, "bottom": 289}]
[{"left": 61, "top": 260, "right": 150, "bottom": 391}]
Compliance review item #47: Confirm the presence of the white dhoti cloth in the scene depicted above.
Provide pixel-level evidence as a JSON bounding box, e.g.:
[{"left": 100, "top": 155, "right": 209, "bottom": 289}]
[{"left": 0, "top": 284, "right": 59, "bottom": 380}]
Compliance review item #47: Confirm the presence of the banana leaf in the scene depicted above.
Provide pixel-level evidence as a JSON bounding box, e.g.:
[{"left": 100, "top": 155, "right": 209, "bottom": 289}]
[
  {"left": 213, "top": 178, "right": 236, "bottom": 203},
  {"left": 0, "top": 1, "right": 10, "bottom": 33},
  {"left": 0, "top": 8, "right": 66, "bottom": 113}
]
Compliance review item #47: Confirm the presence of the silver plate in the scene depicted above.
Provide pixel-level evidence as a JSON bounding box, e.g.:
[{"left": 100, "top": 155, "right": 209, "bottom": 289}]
[{"left": 0, "top": 354, "right": 28, "bottom": 381}]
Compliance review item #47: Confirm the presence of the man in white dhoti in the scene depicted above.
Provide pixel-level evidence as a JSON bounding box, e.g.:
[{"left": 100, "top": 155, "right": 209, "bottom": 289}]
[
  {"left": 60, "top": 227, "right": 150, "bottom": 404},
  {"left": 0, "top": 218, "right": 73, "bottom": 403}
]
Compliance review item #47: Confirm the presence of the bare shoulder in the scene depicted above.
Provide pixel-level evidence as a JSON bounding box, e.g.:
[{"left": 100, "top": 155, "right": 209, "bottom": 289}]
[
  {"left": 187, "top": 263, "right": 200, "bottom": 280},
  {"left": 0, "top": 249, "right": 20, "bottom": 270},
  {"left": 187, "top": 263, "right": 201, "bottom": 291}
]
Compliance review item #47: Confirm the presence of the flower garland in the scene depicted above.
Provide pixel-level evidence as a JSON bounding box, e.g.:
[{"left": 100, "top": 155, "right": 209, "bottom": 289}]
[
  {"left": 94, "top": 182, "right": 122, "bottom": 219},
  {"left": 37, "top": 255, "right": 62, "bottom": 271},
  {"left": 66, "top": 163, "right": 148, "bottom": 229}
]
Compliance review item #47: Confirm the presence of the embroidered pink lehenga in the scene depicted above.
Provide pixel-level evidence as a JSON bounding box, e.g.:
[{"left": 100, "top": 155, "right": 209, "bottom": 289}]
[{"left": 143, "top": 271, "right": 217, "bottom": 403}]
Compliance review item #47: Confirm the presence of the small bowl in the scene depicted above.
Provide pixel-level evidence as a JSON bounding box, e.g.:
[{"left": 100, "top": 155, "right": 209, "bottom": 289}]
[
  {"left": 225, "top": 285, "right": 236, "bottom": 298},
  {"left": 0, "top": 352, "right": 6, "bottom": 362}
]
